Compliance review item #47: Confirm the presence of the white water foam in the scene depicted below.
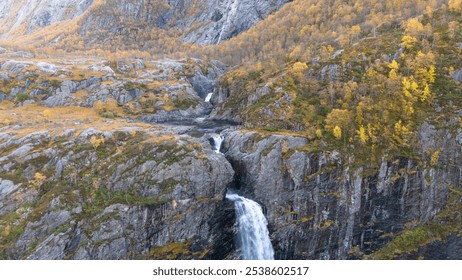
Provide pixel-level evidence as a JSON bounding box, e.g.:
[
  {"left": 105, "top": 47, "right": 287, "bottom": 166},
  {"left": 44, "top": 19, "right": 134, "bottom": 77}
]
[
  {"left": 211, "top": 134, "right": 224, "bottom": 153},
  {"left": 226, "top": 191, "right": 275, "bottom": 260},
  {"left": 205, "top": 92, "right": 214, "bottom": 103}
]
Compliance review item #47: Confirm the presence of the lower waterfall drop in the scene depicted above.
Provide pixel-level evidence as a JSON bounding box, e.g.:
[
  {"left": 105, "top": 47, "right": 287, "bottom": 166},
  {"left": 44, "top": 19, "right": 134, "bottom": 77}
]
[{"left": 226, "top": 191, "right": 275, "bottom": 260}]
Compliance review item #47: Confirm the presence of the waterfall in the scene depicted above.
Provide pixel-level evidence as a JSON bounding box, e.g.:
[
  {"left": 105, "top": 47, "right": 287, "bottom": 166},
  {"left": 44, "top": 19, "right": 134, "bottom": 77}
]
[
  {"left": 217, "top": 0, "right": 239, "bottom": 44},
  {"left": 205, "top": 92, "right": 214, "bottom": 103},
  {"left": 211, "top": 134, "right": 224, "bottom": 153},
  {"left": 226, "top": 191, "right": 275, "bottom": 260}
]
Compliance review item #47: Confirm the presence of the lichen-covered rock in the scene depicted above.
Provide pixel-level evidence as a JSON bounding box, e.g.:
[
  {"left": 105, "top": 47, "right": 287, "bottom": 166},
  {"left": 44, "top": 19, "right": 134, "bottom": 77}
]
[
  {"left": 0, "top": 58, "right": 222, "bottom": 123},
  {"left": 1, "top": 60, "right": 31, "bottom": 75},
  {"left": 318, "top": 64, "right": 342, "bottom": 81},
  {"left": 0, "top": 127, "right": 235, "bottom": 260},
  {"left": 452, "top": 68, "right": 462, "bottom": 82},
  {"left": 0, "top": 179, "right": 19, "bottom": 199}
]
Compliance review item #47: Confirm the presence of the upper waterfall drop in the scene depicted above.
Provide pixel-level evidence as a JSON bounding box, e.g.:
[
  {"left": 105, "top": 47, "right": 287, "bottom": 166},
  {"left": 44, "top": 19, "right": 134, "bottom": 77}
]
[
  {"left": 205, "top": 92, "right": 214, "bottom": 103},
  {"left": 211, "top": 134, "right": 224, "bottom": 153},
  {"left": 226, "top": 191, "right": 275, "bottom": 260}
]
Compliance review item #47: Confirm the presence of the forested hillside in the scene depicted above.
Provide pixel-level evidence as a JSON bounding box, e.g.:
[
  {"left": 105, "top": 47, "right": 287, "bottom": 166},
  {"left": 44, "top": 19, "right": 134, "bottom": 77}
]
[{"left": 211, "top": 0, "right": 462, "bottom": 162}]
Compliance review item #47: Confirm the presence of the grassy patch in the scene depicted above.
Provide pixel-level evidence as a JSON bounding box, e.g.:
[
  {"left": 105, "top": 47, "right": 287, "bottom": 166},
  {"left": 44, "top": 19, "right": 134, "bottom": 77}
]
[
  {"left": 369, "top": 187, "right": 462, "bottom": 259},
  {"left": 146, "top": 239, "right": 209, "bottom": 260}
]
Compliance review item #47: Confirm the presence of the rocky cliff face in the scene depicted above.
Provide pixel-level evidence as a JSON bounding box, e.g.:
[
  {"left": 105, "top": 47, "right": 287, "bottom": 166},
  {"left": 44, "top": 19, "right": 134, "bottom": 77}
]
[
  {"left": 221, "top": 125, "right": 462, "bottom": 259},
  {"left": 0, "top": 0, "right": 94, "bottom": 37},
  {"left": 3, "top": 113, "right": 461, "bottom": 259},
  {"left": 0, "top": 0, "right": 289, "bottom": 45},
  {"left": 0, "top": 54, "right": 240, "bottom": 260},
  {"left": 0, "top": 123, "right": 236, "bottom": 259},
  {"left": 180, "top": 0, "right": 290, "bottom": 45}
]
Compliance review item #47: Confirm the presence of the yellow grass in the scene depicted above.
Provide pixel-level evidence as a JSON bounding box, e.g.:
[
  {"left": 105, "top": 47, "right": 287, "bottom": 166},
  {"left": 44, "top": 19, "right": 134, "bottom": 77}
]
[
  {"left": 0, "top": 103, "right": 155, "bottom": 139},
  {"left": 148, "top": 133, "right": 177, "bottom": 145},
  {"left": 241, "top": 128, "right": 308, "bottom": 138},
  {"left": 74, "top": 90, "right": 89, "bottom": 101}
]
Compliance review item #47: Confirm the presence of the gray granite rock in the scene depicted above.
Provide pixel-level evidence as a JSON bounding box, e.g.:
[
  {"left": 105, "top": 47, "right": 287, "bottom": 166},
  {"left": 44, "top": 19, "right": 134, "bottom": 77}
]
[{"left": 222, "top": 128, "right": 461, "bottom": 259}]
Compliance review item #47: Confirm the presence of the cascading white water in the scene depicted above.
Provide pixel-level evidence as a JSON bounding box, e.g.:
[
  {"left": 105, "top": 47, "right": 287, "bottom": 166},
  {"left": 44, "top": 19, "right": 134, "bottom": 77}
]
[
  {"left": 217, "top": 0, "right": 240, "bottom": 44},
  {"left": 226, "top": 191, "right": 275, "bottom": 260},
  {"left": 211, "top": 134, "right": 224, "bottom": 153},
  {"left": 205, "top": 92, "right": 214, "bottom": 103}
]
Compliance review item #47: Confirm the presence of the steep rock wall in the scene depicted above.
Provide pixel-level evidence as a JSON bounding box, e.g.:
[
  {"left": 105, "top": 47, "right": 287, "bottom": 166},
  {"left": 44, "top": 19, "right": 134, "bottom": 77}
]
[
  {"left": 222, "top": 126, "right": 462, "bottom": 259},
  {"left": 0, "top": 0, "right": 289, "bottom": 45},
  {"left": 0, "top": 128, "right": 236, "bottom": 259}
]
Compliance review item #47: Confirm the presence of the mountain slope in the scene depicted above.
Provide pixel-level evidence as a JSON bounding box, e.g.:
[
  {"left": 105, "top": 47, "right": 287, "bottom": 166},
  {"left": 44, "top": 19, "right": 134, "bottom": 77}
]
[
  {"left": 0, "top": 0, "right": 94, "bottom": 37},
  {"left": 0, "top": 0, "right": 289, "bottom": 47}
]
